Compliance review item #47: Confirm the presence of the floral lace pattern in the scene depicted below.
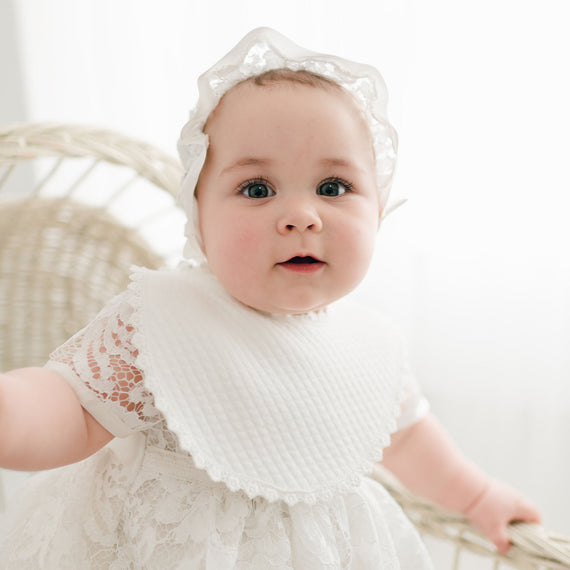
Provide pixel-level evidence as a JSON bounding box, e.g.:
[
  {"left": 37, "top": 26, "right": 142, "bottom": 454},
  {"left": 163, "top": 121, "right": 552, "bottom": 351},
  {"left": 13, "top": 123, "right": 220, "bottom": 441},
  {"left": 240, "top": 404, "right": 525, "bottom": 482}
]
[
  {"left": 47, "top": 291, "right": 180, "bottom": 451},
  {"left": 0, "top": 441, "right": 433, "bottom": 569}
]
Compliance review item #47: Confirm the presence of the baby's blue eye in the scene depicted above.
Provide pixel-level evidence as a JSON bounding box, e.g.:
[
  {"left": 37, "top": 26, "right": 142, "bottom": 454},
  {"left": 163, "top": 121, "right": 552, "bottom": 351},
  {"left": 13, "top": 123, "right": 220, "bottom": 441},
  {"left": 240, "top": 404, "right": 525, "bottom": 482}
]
[
  {"left": 242, "top": 183, "right": 274, "bottom": 198},
  {"left": 317, "top": 181, "right": 347, "bottom": 197}
]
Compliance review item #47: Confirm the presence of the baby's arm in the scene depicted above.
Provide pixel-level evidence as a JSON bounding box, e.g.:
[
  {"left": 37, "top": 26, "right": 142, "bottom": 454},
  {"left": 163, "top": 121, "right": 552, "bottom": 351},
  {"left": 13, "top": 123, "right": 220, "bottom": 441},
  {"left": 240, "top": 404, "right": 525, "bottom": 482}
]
[
  {"left": 381, "top": 413, "right": 541, "bottom": 554},
  {"left": 0, "top": 367, "right": 113, "bottom": 471}
]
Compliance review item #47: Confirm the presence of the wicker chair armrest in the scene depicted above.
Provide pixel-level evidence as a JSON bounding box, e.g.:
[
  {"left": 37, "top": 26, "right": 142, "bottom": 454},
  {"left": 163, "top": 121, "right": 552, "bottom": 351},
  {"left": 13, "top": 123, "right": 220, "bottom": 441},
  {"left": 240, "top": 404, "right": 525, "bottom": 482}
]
[
  {"left": 0, "top": 122, "right": 184, "bottom": 195},
  {"left": 371, "top": 464, "right": 570, "bottom": 569}
]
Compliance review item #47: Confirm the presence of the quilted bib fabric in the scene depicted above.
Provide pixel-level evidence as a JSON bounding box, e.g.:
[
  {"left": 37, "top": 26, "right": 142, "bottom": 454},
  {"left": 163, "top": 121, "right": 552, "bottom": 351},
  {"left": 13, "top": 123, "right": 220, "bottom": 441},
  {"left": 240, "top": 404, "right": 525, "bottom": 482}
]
[{"left": 130, "top": 265, "right": 405, "bottom": 505}]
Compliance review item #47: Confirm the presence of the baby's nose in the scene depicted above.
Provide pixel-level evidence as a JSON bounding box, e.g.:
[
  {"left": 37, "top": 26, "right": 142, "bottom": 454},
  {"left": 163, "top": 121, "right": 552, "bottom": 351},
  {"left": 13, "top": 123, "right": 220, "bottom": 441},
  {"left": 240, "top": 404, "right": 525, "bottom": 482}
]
[{"left": 276, "top": 200, "right": 323, "bottom": 234}]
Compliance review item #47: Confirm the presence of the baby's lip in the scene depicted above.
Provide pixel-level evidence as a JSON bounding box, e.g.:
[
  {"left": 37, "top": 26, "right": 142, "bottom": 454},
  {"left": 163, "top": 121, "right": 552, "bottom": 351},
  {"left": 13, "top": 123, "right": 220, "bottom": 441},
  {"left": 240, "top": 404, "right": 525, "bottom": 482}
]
[
  {"left": 278, "top": 254, "right": 324, "bottom": 265},
  {"left": 276, "top": 255, "right": 325, "bottom": 273}
]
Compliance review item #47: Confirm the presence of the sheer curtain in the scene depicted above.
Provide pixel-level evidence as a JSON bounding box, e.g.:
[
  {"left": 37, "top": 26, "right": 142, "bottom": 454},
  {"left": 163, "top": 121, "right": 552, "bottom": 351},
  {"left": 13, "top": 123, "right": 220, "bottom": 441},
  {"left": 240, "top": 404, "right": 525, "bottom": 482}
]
[{"left": 4, "top": 0, "right": 569, "bottom": 535}]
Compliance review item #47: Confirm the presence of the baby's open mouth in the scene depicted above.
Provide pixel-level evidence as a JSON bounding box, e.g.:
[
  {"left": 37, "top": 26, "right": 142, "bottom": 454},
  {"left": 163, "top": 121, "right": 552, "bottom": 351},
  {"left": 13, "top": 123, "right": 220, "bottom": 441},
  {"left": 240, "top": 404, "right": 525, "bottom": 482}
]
[
  {"left": 277, "top": 256, "right": 325, "bottom": 272},
  {"left": 287, "top": 256, "right": 320, "bottom": 264}
]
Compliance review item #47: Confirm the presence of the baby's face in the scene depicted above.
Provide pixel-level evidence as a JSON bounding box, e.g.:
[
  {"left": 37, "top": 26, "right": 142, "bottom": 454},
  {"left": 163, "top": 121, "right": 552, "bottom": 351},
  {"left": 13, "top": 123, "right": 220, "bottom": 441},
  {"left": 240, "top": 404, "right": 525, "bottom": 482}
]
[{"left": 196, "top": 81, "right": 379, "bottom": 314}]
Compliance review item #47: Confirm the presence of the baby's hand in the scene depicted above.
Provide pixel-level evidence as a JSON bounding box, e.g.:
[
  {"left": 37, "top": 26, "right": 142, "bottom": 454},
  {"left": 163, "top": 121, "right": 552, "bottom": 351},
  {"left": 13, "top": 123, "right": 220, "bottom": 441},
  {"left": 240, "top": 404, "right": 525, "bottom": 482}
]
[{"left": 464, "top": 478, "right": 542, "bottom": 555}]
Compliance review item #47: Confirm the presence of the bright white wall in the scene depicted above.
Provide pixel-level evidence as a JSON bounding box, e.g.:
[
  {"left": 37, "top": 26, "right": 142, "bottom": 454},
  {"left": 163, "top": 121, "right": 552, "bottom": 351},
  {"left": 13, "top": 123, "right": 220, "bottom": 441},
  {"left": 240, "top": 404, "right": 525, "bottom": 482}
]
[
  {"left": 360, "top": 1, "right": 570, "bottom": 535},
  {"left": 0, "top": 0, "right": 27, "bottom": 123},
  {"left": 5, "top": 0, "right": 570, "bottom": 535}
]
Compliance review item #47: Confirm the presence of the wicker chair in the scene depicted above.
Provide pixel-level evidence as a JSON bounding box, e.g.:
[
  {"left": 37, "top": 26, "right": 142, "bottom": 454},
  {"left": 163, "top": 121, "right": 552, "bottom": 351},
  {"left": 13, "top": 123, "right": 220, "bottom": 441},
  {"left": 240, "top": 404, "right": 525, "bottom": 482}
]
[
  {"left": 0, "top": 122, "right": 184, "bottom": 511},
  {"left": 0, "top": 123, "right": 569, "bottom": 569}
]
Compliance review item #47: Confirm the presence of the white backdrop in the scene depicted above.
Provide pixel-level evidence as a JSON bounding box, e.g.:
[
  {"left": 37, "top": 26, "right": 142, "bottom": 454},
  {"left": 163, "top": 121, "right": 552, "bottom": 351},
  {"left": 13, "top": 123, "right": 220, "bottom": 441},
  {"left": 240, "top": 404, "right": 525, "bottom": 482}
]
[{"left": 2, "top": 0, "right": 569, "bottom": 534}]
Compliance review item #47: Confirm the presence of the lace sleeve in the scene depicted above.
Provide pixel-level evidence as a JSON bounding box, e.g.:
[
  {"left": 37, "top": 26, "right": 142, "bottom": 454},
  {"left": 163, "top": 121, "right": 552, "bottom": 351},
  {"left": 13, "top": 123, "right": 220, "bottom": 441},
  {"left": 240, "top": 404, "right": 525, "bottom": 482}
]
[{"left": 45, "top": 290, "right": 163, "bottom": 437}]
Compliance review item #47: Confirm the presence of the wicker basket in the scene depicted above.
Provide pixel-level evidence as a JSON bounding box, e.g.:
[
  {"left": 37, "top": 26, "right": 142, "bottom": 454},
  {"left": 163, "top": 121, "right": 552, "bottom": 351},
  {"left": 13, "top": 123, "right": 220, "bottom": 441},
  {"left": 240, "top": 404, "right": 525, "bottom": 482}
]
[{"left": 1, "top": 122, "right": 568, "bottom": 569}]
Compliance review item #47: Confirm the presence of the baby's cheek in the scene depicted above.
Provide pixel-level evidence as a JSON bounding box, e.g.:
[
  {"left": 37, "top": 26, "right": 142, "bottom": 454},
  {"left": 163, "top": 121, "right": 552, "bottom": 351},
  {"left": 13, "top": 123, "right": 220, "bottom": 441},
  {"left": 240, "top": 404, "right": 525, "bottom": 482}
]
[
  {"left": 216, "top": 222, "right": 270, "bottom": 286},
  {"left": 213, "top": 221, "right": 269, "bottom": 302},
  {"left": 226, "top": 222, "right": 265, "bottom": 257},
  {"left": 343, "top": 219, "right": 377, "bottom": 274}
]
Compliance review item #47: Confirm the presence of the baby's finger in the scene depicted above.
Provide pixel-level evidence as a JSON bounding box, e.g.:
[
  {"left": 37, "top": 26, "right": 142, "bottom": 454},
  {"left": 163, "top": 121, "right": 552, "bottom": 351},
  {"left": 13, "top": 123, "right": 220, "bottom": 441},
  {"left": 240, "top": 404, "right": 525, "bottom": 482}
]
[
  {"left": 493, "top": 529, "right": 512, "bottom": 556},
  {"left": 479, "top": 518, "right": 512, "bottom": 556},
  {"left": 514, "top": 498, "right": 542, "bottom": 524}
]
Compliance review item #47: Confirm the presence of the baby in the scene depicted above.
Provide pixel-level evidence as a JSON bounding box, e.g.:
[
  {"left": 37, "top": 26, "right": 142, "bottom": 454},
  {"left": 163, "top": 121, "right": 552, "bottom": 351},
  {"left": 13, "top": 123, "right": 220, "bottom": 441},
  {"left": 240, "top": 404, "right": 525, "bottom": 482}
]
[{"left": 0, "top": 27, "right": 540, "bottom": 569}]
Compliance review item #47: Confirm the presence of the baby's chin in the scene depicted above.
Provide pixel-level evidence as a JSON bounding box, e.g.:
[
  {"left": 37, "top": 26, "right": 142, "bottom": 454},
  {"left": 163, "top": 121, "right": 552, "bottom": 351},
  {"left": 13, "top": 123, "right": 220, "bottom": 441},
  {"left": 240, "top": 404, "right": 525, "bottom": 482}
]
[
  {"left": 237, "top": 293, "right": 337, "bottom": 316},
  {"left": 259, "top": 304, "right": 328, "bottom": 317},
  {"left": 210, "top": 267, "right": 353, "bottom": 315}
]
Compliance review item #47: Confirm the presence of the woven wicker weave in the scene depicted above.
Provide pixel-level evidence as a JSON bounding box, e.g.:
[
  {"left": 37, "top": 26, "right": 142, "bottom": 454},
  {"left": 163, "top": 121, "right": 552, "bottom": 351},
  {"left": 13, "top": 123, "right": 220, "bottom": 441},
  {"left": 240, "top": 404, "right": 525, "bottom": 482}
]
[
  {"left": 0, "top": 123, "right": 568, "bottom": 568},
  {"left": 0, "top": 122, "right": 184, "bottom": 370},
  {"left": 372, "top": 466, "right": 570, "bottom": 569}
]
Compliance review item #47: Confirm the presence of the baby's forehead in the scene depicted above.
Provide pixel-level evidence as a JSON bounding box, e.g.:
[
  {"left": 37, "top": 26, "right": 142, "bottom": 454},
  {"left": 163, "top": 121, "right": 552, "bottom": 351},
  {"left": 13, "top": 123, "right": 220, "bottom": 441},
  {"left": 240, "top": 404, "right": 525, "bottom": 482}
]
[{"left": 205, "top": 73, "right": 372, "bottom": 141}]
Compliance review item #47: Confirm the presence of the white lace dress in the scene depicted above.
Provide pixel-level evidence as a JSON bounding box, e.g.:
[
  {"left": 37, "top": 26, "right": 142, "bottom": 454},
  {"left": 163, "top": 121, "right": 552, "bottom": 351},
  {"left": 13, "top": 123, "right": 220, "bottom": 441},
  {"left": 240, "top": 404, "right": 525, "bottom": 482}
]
[{"left": 0, "top": 266, "right": 433, "bottom": 569}]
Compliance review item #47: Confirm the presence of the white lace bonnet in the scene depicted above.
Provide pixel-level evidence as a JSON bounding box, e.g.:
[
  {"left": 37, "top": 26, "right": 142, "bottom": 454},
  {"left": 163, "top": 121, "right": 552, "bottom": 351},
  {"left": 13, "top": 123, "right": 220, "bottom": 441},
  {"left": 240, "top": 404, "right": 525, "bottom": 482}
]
[{"left": 177, "top": 27, "right": 398, "bottom": 262}]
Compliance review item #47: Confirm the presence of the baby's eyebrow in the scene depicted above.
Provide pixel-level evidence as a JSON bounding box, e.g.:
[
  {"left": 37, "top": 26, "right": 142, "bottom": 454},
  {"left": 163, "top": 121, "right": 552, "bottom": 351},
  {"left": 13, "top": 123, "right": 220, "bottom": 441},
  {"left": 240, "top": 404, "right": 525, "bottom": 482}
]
[
  {"left": 221, "top": 156, "right": 366, "bottom": 175},
  {"left": 221, "top": 157, "right": 273, "bottom": 174},
  {"left": 318, "top": 157, "right": 359, "bottom": 169},
  {"left": 319, "top": 157, "right": 373, "bottom": 175}
]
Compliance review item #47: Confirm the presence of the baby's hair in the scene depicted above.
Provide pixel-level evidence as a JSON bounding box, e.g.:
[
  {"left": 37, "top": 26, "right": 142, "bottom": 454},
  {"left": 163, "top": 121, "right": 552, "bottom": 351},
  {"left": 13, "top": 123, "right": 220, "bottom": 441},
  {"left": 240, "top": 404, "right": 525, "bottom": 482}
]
[{"left": 245, "top": 68, "right": 344, "bottom": 93}]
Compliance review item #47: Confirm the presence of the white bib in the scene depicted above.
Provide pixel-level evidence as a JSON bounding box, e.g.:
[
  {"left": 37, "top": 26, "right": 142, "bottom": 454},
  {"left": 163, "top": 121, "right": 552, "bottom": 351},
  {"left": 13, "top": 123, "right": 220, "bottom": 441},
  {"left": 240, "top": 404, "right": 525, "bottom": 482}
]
[{"left": 129, "top": 265, "right": 405, "bottom": 505}]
